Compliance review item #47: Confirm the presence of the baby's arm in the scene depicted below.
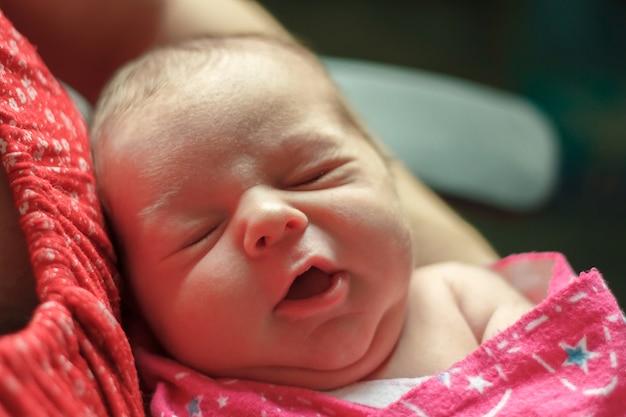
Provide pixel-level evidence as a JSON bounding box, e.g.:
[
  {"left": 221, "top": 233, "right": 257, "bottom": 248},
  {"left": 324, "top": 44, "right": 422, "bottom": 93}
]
[{"left": 441, "top": 262, "right": 535, "bottom": 343}]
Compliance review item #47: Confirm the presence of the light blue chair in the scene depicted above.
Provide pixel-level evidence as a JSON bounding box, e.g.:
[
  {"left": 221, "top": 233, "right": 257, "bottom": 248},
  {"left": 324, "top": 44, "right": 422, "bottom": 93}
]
[{"left": 323, "top": 57, "right": 560, "bottom": 212}]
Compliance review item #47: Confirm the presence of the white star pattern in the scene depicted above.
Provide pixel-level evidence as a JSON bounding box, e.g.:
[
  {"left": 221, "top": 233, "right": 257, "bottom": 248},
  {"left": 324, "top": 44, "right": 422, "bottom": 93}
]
[
  {"left": 466, "top": 375, "right": 493, "bottom": 394},
  {"left": 217, "top": 395, "right": 228, "bottom": 408}
]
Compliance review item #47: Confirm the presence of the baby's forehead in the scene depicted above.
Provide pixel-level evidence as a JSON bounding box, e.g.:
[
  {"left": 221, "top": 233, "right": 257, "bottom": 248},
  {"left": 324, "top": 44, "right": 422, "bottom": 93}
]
[
  {"left": 209, "top": 37, "right": 331, "bottom": 93},
  {"left": 141, "top": 36, "right": 333, "bottom": 111},
  {"left": 156, "top": 36, "right": 343, "bottom": 111},
  {"left": 108, "top": 36, "right": 365, "bottom": 155}
]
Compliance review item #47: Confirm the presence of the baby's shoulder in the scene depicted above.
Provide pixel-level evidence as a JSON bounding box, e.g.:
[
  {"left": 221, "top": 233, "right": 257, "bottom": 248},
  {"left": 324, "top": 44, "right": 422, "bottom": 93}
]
[
  {"left": 408, "top": 261, "right": 518, "bottom": 304},
  {"left": 378, "top": 263, "right": 482, "bottom": 378},
  {"left": 407, "top": 261, "right": 477, "bottom": 304},
  {"left": 408, "top": 261, "right": 534, "bottom": 344}
]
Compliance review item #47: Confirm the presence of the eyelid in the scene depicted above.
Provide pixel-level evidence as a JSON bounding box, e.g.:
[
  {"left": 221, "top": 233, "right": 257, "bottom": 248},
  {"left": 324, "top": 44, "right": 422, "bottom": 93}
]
[
  {"left": 294, "top": 169, "right": 327, "bottom": 186},
  {"left": 289, "top": 159, "right": 350, "bottom": 189},
  {"left": 183, "top": 222, "right": 221, "bottom": 249}
]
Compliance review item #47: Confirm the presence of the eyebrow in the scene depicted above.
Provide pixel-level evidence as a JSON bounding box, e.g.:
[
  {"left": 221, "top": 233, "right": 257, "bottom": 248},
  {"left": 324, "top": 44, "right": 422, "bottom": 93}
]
[{"left": 138, "top": 188, "right": 181, "bottom": 219}]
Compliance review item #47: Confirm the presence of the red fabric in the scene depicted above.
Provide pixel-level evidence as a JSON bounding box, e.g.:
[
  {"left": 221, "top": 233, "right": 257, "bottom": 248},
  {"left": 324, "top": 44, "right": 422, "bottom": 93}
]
[{"left": 0, "top": 10, "right": 143, "bottom": 417}]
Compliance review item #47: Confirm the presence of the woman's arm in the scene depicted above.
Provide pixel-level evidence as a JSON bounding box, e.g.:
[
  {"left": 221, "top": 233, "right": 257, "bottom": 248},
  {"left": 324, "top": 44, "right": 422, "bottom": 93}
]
[
  {"left": 157, "top": 0, "right": 290, "bottom": 43},
  {"left": 390, "top": 159, "right": 498, "bottom": 265},
  {"left": 0, "top": 0, "right": 287, "bottom": 103},
  {"left": 0, "top": 0, "right": 163, "bottom": 103}
]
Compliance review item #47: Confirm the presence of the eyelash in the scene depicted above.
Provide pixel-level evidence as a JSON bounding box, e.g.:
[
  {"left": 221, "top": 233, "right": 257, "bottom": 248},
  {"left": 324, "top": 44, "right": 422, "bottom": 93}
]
[
  {"left": 290, "top": 169, "right": 334, "bottom": 190},
  {"left": 292, "top": 160, "right": 348, "bottom": 189},
  {"left": 186, "top": 223, "right": 220, "bottom": 248},
  {"left": 298, "top": 170, "right": 327, "bottom": 186}
]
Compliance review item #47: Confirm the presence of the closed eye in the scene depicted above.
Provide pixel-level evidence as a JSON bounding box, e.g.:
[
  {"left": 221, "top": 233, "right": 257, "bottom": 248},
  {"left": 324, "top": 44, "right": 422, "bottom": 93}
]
[
  {"left": 289, "top": 159, "right": 352, "bottom": 190},
  {"left": 295, "top": 170, "right": 327, "bottom": 187},
  {"left": 161, "top": 221, "right": 222, "bottom": 260},
  {"left": 184, "top": 223, "right": 221, "bottom": 249}
]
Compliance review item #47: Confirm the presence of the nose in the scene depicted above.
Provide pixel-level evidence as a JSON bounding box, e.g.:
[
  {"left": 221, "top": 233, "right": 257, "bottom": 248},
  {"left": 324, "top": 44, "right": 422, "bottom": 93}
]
[{"left": 239, "top": 187, "right": 308, "bottom": 257}]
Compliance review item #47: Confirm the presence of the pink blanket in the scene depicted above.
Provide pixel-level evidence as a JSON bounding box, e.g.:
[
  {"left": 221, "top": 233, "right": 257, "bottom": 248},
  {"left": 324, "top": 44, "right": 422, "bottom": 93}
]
[{"left": 138, "top": 252, "right": 626, "bottom": 416}]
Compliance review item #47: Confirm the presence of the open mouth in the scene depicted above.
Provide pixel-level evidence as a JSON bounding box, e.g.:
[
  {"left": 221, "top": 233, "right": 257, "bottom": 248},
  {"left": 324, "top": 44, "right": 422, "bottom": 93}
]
[
  {"left": 274, "top": 266, "right": 349, "bottom": 319},
  {"left": 284, "top": 266, "right": 333, "bottom": 300}
]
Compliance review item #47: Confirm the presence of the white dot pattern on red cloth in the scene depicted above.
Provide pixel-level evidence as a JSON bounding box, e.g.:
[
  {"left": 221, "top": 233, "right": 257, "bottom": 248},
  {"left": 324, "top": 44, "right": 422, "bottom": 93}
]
[{"left": 0, "top": 10, "right": 143, "bottom": 417}]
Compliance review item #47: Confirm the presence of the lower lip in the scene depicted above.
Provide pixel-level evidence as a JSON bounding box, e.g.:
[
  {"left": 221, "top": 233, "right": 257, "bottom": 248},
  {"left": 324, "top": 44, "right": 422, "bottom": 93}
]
[{"left": 274, "top": 272, "right": 349, "bottom": 320}]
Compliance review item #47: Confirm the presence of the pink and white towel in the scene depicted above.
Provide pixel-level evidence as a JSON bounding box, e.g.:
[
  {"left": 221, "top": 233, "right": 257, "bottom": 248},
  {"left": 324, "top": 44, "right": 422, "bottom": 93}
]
[{"left": 137, "top": 252, "right": 626, "bottom": 416}]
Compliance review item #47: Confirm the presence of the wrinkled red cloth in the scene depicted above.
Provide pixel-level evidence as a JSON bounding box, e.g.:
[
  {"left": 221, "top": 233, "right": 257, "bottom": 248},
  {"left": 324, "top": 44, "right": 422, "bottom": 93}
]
[
  {"left": 0, "top": 10, "right": 143, "bottom": 417},
  {"left": 139, "top": 252, "right": 626, "bottom": 416}
]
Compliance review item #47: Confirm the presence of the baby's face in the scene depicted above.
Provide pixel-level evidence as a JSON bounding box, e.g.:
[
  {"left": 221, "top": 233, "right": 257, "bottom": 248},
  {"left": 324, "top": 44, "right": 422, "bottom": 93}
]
[{"left": 105, "top": 41, "right": 413, "bottom": 389}]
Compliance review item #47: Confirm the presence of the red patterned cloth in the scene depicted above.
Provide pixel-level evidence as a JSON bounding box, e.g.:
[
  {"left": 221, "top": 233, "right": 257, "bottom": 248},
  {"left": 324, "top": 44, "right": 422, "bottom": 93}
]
[
  {"left": 0, "top": 10, "right": 143, "bottom": 417},
  {"left": 139, "top": 252, "right": 626, "bottom": 416}
]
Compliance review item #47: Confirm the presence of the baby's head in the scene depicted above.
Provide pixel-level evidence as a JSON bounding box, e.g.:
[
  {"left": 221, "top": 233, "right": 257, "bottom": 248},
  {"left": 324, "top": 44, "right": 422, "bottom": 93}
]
[{"left": 91, "top": 35, "right": 414, "bottom": 390}]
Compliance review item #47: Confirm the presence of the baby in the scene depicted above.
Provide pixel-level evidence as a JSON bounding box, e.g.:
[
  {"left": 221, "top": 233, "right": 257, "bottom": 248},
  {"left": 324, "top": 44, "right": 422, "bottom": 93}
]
[{"left": 90, "top": 35, "right": 532, "bottom": 392}]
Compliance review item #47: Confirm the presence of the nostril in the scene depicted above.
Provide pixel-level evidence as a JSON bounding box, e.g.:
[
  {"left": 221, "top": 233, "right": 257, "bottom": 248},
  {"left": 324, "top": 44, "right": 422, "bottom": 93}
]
[
  {"left": 285, "top": 219, "right": 300, "bottom": 230},
  {"left": 244, "top": 205, "right": 308, "bottom": 256},
  {"left": 254, "top": 221, "right": 298, "bottom": 251}
]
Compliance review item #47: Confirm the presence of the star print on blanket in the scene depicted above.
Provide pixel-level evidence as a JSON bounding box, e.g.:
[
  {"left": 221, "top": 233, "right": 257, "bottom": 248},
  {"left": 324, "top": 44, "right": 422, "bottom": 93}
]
[
  {"left": 387, "top": 252, "right": 626, "bottom": 416},
  {"left": 137, "top": 252, "right": 626, "bottom": 416},
  {"left": 0, "top": 10, "right": 143, "bottom": 417}
]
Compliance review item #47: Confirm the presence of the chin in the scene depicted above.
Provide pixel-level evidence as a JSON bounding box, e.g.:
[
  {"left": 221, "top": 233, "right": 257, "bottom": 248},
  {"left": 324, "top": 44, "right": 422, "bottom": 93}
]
[
  {"left": 293, "top": 312, "right": 406, "bottom": 390},
  {"left": 240, "top": 364, "right": 374, "bottom": 392},
  {"left": 284, "top": 345, "right": 393, "bottom": 391},
  {"left": 220, "top": 330, "right": 398, "bottom": 391}
]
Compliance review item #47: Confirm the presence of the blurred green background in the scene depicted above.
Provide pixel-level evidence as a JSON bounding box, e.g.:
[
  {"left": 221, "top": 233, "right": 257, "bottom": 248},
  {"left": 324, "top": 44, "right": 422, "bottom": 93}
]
[{"left": 258, "top": 0, "right": 626, "bottom": 305}]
